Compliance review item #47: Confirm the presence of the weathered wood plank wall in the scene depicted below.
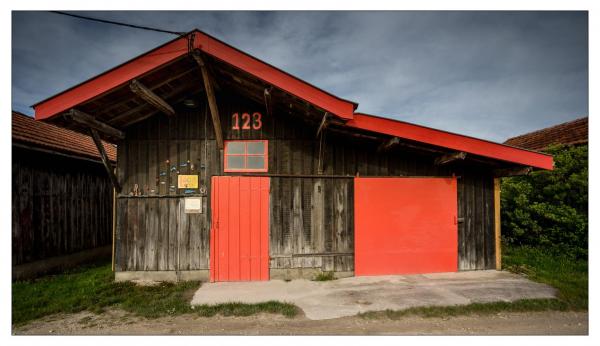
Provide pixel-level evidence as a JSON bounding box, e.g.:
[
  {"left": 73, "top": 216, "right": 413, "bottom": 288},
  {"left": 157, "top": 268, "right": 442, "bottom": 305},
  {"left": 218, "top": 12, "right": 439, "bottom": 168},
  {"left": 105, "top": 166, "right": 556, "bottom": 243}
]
[
  {"left": 456, "top": 166, "right": 496, "bottom": 270},
  {"left": 270, "top": 177, "right": 354, "bottom": 272},
  {"left": 116, "top": 88, "right": 496, "bottom": 272},
  {"left": 114, "top": 197, "right": 208, "bottom": 271},
  {"left": 12, "top": 147, "right": 113, "bottom": 265}
]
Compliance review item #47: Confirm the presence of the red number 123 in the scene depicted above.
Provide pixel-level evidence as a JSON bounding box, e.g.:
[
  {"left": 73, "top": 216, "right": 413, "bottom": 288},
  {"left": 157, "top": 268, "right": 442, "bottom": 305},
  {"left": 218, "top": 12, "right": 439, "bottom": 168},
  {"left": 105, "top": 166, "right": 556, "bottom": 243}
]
[{"left": 232, "top": 112, "right": 262, "bottom": 130}]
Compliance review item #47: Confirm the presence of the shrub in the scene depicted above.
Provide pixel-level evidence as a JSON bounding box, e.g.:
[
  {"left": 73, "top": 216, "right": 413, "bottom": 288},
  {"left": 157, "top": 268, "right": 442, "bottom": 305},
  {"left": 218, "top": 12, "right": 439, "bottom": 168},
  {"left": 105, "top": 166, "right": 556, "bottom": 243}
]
[
  {"left": 501, "top": 144, "right": 588, "bottom": 258},
  {"left": 313, "top": 271, "right": 336, "bottom": 281}
]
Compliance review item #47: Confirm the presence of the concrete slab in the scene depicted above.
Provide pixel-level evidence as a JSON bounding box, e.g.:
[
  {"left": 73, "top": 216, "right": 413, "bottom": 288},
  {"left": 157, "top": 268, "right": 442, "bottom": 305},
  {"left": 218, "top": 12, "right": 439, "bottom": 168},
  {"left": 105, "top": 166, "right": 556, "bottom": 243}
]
[{"left": 191, "top": 270, "right": 557, "bottom": 320}]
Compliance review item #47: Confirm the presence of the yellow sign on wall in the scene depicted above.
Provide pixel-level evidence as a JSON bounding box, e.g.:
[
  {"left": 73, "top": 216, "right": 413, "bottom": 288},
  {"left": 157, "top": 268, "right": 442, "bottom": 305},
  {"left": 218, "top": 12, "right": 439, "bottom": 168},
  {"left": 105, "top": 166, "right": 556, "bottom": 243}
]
[{"left": 178, "top": 175, "right": 199, "bottom": 189}]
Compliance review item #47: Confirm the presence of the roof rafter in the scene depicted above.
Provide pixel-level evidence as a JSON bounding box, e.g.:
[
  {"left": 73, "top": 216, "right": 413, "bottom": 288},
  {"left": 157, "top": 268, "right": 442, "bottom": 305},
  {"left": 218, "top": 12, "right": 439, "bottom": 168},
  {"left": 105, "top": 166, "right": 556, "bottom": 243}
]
[{"left": 129, "top": 79, "right": 175, "bottom": 116}]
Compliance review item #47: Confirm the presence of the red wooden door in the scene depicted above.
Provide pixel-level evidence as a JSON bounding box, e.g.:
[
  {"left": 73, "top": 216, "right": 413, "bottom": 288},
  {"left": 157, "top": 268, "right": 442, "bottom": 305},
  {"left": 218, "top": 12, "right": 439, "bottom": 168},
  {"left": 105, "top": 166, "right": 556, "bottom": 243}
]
[
  {"left": 354, "top": 177, "right": 458, "bottom": 276},
  {"left": 210, "top": 176, "right": 270, "bottom": 282}
]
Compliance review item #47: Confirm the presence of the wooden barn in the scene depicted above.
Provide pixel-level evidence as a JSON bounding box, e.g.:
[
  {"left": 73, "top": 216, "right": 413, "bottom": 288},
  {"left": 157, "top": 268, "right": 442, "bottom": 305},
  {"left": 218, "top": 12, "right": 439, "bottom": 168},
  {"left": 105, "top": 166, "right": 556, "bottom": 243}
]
[
  {"left": 32, "top": 30, "right": 553, "bottom": 282},
  {"left": 12, "top": 111, "right": 116, "bottom": 279}
]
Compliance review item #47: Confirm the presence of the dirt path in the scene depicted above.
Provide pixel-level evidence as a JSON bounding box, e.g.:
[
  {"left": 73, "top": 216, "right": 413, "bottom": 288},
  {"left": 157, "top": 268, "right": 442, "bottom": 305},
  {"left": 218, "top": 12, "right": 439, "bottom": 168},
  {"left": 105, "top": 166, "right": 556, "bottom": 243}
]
[{"left": 13, "top": 309, "right": 588, "bottom": 335}]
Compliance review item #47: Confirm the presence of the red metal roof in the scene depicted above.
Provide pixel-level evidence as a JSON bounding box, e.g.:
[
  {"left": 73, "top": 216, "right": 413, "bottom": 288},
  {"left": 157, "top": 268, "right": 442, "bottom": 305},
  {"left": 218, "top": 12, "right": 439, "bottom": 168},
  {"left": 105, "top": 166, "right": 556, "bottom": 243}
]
[
  {"left": 12, "top": 111, "right": 116, "bottom": 162},
  {"left": 347, "top": 113, "right": 554, "bottom": 170},
  {"left": 504, "top": 117, "right": 588, "bottom": 151},
  {"left": 31, "top": 30, "right": 553, "bottom": 171},
  {"left": 33, "top": 29, "right": 357, "bottom": 121}
]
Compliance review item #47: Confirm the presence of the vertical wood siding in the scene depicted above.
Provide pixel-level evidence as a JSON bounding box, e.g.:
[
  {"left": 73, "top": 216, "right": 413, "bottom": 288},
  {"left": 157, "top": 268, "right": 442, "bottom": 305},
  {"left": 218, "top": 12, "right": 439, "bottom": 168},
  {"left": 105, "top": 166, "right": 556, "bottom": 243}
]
[
  {"left": 12, "top": 147, "right": 113, "bottom": 266},
  {"left": 116, "top": 88, "right": 496, "bottom": 272},
  {"left": 269, "top": 177, "right": 354, "bottom": 272},
  {"left": 456, "top": 168, "right": 496, "bottom": 270}
]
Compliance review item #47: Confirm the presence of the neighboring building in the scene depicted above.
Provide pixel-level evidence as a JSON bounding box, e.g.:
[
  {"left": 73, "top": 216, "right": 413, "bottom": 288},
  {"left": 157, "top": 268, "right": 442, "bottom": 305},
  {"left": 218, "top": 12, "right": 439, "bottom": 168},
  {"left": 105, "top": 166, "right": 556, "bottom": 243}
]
[
  {"left": 12, "top": 111, "right": 116, "bottom": 279},
  {"left": 32, "top": 30, "right": 553, "bottom": 282},
  {"left": 504, "top": 117, "right": 588, "bottom": 151}
]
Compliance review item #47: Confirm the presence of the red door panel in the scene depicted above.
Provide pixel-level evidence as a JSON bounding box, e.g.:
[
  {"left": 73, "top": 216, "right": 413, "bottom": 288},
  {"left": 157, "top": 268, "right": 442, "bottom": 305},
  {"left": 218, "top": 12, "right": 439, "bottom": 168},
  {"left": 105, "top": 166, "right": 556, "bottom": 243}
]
[
  {"left": 354, "top": 177, "right": 458, "bottom": 276},
  {"left": 210, "top": 176, "right": 270, "bottom": 282}
]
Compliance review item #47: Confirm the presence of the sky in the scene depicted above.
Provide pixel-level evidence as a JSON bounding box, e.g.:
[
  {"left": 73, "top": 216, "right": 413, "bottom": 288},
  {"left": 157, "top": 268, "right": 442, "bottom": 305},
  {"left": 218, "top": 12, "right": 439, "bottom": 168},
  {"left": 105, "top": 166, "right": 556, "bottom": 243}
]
[{"left": 11, "top": 11, "right": 588, "bottom": 142}]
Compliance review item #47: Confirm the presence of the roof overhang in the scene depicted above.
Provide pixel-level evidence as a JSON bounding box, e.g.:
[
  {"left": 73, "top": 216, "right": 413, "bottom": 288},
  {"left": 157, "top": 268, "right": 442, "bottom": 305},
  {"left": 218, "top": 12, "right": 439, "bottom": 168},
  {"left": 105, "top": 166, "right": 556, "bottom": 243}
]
[
  {"left": 347, "top": 113, "right": 554, "bottom": 170},
  {"left": 33, "top": 29, "right": 357, "bottom": 122}
]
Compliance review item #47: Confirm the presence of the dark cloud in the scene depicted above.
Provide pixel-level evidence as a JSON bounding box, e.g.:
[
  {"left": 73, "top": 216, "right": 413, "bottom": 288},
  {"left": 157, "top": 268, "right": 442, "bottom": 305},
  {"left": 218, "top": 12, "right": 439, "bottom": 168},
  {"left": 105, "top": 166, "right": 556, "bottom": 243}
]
[{"left": 12, "top": 11, "right": 588, "bottom": 141}]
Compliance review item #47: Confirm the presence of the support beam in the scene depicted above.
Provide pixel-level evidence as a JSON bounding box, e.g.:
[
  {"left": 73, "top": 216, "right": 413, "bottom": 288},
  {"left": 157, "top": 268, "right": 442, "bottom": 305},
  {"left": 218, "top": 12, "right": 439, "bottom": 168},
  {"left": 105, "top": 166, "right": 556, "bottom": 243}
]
[
  {"left": 434, "top": 151, "right": 467, "bottom": 165},
  {"left": 316, "top": 112, "right": 329, "bottom": 138},
  {"left": 396, "top": 140, "right": 445, "bottom": 154},
  {"left": 101, "top": 68, "right": 194, "bottom": 117},
  {"left": 90, "top": 128, "right": 121, "bottom": 192},
  {"left": 326, "top": 127, "right": 381, "bottom": 141},
  {"left": 193, "top": 51, "right": 224, "bottom": 150},
  {"left": 113, "top": 88, "right": 201, "bottom": 128},
  {"left": 65, "top": 109, "right": 124, "bottom": 140},
  {"left": 377, "top": 137, "right": 400, "bottom": 152},
  {"left": 493, "top": 166, "right": 533, "bottom": 177},
  {"left": 129, "top": 79, "right": 175, "bottom": 117},
  {"left": 494, "top": 178, "right": 501, "bottom": 270}
]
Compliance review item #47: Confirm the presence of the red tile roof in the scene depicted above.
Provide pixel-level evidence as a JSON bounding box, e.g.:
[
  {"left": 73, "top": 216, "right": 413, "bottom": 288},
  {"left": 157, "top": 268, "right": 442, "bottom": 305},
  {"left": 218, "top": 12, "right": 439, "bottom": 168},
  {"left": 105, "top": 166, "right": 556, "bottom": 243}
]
[
  {"left": 504, "top": 117, "right": 588, "bottom": 151},
  {"left": 12, "top": 111, "right": 116, "bottom": 162}
]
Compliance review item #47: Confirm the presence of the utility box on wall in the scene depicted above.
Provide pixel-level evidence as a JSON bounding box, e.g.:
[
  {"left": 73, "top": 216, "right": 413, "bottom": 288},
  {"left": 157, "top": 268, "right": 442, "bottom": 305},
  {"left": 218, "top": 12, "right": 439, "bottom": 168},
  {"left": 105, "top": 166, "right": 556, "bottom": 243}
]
[{"left": 184, "top": 197, "right": 202, "bottom": 214}]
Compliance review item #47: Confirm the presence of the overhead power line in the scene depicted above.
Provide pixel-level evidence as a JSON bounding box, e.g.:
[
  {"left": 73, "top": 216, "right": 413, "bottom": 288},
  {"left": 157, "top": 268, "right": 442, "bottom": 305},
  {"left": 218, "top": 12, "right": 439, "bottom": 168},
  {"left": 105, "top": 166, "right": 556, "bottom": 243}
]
[{"left": 50, "top": 11, "right": 187, "bottom": 36}]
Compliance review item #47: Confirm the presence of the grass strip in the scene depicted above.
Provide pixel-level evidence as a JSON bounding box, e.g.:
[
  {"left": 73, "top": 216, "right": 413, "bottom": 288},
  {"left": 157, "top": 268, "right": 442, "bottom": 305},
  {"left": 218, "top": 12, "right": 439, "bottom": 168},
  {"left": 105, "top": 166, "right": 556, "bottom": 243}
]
[
  {"left": 361, "top": 245, "right": 587, "bottom": 320},
  {"left": 360, "top": 298, "right": 569, "bottom": 320},
  {"left": 12, "top": 261, "right": 298, "bottom": 326},
  {"left": 502, "top": 246, "right": 587, "bottom": 310}
]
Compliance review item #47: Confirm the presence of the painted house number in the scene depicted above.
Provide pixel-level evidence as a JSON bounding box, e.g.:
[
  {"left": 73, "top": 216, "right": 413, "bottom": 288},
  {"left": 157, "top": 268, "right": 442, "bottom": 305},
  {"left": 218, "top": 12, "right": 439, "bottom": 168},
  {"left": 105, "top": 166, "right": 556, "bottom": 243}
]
[{"left": 232, "top": 112, "right": 262, "bottom": 130}]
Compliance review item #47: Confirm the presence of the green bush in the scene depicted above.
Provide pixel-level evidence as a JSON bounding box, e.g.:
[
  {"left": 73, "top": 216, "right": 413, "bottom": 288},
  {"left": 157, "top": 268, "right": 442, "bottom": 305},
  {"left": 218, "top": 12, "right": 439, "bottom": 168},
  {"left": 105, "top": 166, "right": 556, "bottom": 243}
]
[
  {"left": 501, "top": 144, "right": 588, "bottom": 258},
  {"left": 313, "top": 271, "right": 336, "bottom": 281}
]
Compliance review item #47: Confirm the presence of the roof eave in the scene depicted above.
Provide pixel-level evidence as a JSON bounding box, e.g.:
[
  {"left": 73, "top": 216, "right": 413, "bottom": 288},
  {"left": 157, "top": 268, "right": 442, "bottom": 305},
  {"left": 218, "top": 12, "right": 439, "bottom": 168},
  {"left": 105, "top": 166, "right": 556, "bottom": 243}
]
[{"left": 347, "top": 113, "right": 554, "bottom": 171}]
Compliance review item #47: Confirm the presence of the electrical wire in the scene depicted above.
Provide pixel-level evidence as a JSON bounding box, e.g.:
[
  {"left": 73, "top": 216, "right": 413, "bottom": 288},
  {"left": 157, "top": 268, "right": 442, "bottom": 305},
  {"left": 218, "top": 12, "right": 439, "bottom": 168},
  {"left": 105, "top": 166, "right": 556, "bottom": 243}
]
[{"left": 49, "top": 11, "right": 187, "bottom": 36}]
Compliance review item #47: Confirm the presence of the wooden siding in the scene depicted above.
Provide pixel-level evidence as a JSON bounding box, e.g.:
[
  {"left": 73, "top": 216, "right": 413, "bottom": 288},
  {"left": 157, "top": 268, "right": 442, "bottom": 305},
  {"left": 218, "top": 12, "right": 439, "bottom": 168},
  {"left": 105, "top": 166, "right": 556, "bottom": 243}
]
[
  {"left": 12, "top": 147, "right": 113, "bottom": 266},
  {"left": 457, "top": 167, "right": 496, "bottom": 270},
  {"left": 115, "top": 197, "right": 208, "bottom": 271},
  {"left": 116, "top": 87, "right": 495, "bottom": 272},
  {"left": 270, "top": 177, "right": 354, "bottom": 272}
]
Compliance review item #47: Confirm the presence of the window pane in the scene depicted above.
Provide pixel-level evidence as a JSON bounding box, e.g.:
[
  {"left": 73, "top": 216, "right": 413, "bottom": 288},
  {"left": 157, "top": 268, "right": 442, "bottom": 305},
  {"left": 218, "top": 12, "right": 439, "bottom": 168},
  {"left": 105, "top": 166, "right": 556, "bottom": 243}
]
[
  {"left": 227, "top": 155, "right": 245, "bottom": 169},
  {"left": 226, "top": 142, "right": 245, "bottom": 155},
  {"left": 247, "top": 141, "right": 265, "bottom": 155},
  {"left": 246, "top": 156, "right": 265, "bottom": 169}
]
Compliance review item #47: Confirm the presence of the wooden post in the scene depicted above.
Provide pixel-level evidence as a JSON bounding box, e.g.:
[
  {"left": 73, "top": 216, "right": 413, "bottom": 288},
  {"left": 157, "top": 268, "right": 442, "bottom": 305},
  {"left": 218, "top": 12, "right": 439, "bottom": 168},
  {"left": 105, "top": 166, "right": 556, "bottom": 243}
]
[
  {"left": 193, "top": 51, "right": 224, "bottom": 150},
  {"left": 494, "top": 177, "right": 502, "bottom": 270},
  {"left": 220, "top": 149, "right": 224, "bottom": 174},
  {"left": 90, "top": 128, "right": 122, "bottom": 192},
  {"left": 112, "top": 187, "right": 116, "bottom": 272}
]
